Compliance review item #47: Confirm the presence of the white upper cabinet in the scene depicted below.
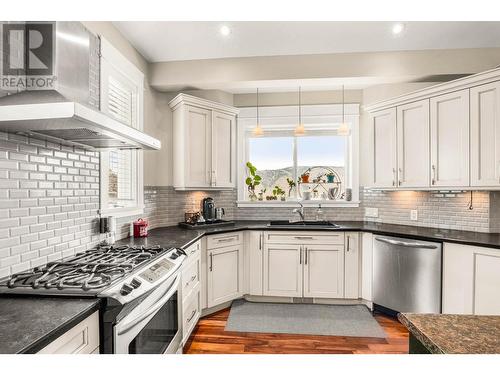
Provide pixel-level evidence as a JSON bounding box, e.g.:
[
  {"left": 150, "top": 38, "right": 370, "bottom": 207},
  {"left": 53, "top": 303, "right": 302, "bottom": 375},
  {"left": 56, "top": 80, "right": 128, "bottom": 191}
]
[
  {"left": 397, "top": 99, "right": 430, "bottom": 188},
  {"left": 169, "top": 94, "right": 239, "bottom": 190},
  {"left": 212, "top": 111, "right": 236, "bottom": 187},
  {"left": 470, "top": 82, "right": 500, "bottom": 187},
  {"left": 370, "top": 108, "right": 397, "bottom": 188},
  {"left": 365, "top": 67, "right": 500, "bottom": 190},
  {"left": 430, "top": 89, "right": 470, "bottom": 187}
]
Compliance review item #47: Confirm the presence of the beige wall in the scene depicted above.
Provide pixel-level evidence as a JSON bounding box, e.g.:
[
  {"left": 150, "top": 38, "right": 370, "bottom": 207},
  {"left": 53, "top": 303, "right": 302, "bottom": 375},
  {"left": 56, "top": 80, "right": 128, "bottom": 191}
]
[
  {"left": 233, "top": 89, "right": 363, "bottom": 107},
  {"left": 150, "top": 48, "right": 500, "bottom": 92}
]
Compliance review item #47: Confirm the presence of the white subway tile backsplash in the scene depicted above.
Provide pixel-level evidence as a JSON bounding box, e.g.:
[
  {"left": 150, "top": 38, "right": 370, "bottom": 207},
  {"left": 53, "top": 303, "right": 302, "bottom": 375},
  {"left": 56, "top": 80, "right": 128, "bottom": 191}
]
[{"left": 0, "top": 130, "right": 102, "bottom": 277}]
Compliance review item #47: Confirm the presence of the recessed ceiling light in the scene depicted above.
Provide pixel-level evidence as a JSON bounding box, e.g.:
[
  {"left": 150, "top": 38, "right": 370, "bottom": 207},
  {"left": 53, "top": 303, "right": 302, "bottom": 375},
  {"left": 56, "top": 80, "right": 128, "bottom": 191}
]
[
  {"left": 219, "top": 25, "right": 231, "bottom": 37},
  {"left": 392, "top": 23, "right": 405, "bottom": 35}
]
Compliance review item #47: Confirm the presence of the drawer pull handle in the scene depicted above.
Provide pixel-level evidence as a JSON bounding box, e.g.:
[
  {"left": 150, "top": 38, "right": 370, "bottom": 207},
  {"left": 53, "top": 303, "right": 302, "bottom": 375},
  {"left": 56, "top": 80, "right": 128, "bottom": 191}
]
[
  {"left": 185, "top": 274, "right": 197, "bottom": 287},
  {"left": 217, "top": 237, "right": 235, "bottom": 243},
  {"left": 294, "top": 236, "right": 314, "bottom": 240},
  {"left": 187, "top": 309, "right": 197, "bottom": 323}
]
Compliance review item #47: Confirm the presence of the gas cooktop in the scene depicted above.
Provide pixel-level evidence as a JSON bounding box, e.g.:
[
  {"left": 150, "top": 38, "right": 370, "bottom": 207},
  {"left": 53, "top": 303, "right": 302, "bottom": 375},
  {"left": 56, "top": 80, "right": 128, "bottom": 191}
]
[{"left": 0, "top": 244, "right": 186, "bottom": 302}]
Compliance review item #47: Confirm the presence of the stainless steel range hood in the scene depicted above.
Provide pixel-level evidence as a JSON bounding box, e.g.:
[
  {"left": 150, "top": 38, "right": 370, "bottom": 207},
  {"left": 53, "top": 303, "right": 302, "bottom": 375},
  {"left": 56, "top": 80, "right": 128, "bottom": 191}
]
[{"left": 0, "top": 22, "right": 161, "bottom": 150}]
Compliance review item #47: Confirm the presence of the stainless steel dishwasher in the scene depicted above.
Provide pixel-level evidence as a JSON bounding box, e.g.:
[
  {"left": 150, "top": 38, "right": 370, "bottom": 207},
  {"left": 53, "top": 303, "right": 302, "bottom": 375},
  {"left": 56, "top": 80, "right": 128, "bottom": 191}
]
[{"left": 373, "top": 235, "right": 442, "bottom": 314}]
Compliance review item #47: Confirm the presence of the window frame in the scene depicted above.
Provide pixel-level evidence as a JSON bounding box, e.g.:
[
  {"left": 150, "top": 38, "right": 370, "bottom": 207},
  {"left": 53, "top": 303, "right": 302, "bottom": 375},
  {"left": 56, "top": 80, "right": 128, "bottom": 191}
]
[
  {"left": 237, "top": 103, "right": 360, "bottom": 207},
  {"left": 99, "top": 37, "right": 145, "bottom": 218}
]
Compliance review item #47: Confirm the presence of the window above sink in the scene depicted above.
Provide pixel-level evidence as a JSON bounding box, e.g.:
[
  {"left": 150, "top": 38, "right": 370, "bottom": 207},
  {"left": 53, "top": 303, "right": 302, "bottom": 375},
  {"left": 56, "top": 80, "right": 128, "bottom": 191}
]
[{"left": 237, "top": 103, "right": 360, "bottom": 208}]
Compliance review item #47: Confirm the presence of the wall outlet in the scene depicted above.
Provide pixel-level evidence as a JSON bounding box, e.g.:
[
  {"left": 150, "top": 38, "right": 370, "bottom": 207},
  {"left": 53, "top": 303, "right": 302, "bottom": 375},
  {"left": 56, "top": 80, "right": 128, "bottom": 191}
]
[
  {"left": 410, "top": 210, "right": 418, "bottom": 221},
  {"left": 365, "top": 207, "right": 379, "bottom": 218}
]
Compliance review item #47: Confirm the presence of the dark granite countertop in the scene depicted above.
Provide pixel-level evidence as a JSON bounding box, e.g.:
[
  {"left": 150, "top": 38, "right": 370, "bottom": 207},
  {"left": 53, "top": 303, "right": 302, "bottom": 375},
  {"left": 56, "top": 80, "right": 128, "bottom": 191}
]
[
  {"left": 0, "top": 296, "right": 101, "bottom": 354},
  {"left": 398, "top": 313, "right": 500, "bottom": 354},
  {"left": 116, "top": 220, "right": 500, "bottom": 250}
]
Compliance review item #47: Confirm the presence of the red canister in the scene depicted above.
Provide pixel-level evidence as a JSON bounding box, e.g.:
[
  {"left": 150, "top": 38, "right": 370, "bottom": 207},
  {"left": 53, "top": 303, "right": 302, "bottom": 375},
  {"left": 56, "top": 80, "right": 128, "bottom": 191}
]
[{"left": 133, "top": 218, "right": 148, "bottom": 237}]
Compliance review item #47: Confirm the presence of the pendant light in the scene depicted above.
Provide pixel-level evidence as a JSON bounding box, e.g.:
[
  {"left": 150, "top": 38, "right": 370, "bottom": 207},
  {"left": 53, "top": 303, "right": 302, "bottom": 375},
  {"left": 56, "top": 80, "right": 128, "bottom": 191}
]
[
  {"left": 338, "top": 84, "right": 350, "bottom": 136},
  {"left": 253, "top": 88, "right": 264, "bottom": 136},
  {"left": 295, "top": 86, "right": 305, "bottom": 136}
]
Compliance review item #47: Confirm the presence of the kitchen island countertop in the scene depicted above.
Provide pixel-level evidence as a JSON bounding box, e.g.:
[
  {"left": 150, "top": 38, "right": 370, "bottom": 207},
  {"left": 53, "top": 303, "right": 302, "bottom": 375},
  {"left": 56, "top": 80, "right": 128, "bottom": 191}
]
[{"left": 398, "top": 313, "right": 500, "bottom": 354}]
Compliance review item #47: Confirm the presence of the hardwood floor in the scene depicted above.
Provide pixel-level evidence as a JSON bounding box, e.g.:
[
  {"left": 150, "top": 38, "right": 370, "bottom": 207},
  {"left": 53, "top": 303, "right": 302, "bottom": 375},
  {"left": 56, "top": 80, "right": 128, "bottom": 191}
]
[{"left": 183, "top": 308, "right": 409, "bottom": 354}]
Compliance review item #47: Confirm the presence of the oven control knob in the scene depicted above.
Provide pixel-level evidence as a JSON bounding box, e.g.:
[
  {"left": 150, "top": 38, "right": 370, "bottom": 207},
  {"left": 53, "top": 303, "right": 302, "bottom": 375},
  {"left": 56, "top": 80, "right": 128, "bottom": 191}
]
[
  {"left": 131, "top": 278, "right": 142, "bottom": 289},
  {"left": 120, "top": 283, "right": 134, "bottom": 296}
]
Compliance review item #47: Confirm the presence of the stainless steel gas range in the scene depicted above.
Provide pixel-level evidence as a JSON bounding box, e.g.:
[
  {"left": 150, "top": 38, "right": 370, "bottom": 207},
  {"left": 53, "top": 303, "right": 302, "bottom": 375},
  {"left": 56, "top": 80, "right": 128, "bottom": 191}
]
[{"left": 0, "top": 244, "right": 186, "bottom": 354}]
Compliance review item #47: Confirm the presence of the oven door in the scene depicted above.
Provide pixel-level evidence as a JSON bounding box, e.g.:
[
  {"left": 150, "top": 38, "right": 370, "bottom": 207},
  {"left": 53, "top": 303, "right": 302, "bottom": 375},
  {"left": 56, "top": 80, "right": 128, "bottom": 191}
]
[{"left": 114, "top": 272, "right": 182, "bottom": 354}]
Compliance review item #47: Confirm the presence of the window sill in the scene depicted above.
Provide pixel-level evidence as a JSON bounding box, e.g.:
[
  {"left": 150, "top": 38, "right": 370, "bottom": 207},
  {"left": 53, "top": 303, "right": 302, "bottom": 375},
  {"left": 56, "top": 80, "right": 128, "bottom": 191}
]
[
  {"left": 236, "top": 200, "right": 360, "bottom": 208},
  {"left": 99, "top": 205, "right": 144, "bottom": 219}
]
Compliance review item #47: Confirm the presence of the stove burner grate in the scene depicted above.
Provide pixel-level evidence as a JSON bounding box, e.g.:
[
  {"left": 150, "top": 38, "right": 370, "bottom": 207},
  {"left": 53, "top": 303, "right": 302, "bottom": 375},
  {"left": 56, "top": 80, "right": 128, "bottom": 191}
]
[{"left": 5, "top": 244, "right": 170, "bottom": 291}]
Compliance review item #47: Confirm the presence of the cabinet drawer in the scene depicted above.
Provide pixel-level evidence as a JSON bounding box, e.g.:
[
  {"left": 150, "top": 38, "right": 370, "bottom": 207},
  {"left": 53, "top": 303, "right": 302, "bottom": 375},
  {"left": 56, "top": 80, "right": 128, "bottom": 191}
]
[
  {"left": 38, "top": 311, "right": 99, "bottom": 354},
  {"left": 265, "top": 231, "right": 345, "bottom": 245},
  {"left": 207, "top": 232, "right": 242, "bottom": 249},
  {"left": 184, "top": 240, "right": 201, "bottom": 258},
  {"left": 182, "top": 255, "right": 200, "bottom": 301},
  {"left": 182, "top": 285, "right": 201, "bottom": 343}
]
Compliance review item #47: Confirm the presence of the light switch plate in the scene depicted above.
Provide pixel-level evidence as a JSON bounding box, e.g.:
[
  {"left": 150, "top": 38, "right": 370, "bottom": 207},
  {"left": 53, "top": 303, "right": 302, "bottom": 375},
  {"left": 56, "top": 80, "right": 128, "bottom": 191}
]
[
  {"left": 410, "top": 210, "right": 418, "bottom": 221},
  {"left": 365, "top": 207, "right": 379, "bottom": 218}
]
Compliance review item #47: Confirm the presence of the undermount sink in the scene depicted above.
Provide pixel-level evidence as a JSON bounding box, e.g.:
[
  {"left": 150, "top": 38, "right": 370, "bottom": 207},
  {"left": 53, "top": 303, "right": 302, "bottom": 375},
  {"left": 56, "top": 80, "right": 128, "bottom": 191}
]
[{"left": 268, "top": 220, "right": 340, "bottom": 228}]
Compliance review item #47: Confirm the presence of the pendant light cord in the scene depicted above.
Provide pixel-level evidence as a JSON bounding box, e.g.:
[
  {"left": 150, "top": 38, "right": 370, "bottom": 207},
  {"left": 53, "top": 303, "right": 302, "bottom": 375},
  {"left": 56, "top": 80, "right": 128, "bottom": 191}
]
[
  {"left": 342, "top": 84, "right": 345, "bottom": 124},
  {"left": 299, "top": 86, "right": 302, "bottom": 125},
  {"left": 256, "top": 88, "right": 259, "bottom": 125}
]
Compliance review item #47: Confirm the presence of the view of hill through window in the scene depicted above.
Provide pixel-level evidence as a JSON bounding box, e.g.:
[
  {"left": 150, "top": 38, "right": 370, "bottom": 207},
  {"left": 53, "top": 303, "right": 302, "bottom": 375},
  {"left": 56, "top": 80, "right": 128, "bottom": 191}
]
[{"left": 248, "top": 135, "right": 346, "bottom": 199}]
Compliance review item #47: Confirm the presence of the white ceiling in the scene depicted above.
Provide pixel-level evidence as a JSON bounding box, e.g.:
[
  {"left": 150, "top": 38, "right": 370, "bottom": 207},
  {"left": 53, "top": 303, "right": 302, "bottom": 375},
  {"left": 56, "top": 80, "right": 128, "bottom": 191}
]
[{"left": 113, "top": 21, "right": 500, "bottom": 63}]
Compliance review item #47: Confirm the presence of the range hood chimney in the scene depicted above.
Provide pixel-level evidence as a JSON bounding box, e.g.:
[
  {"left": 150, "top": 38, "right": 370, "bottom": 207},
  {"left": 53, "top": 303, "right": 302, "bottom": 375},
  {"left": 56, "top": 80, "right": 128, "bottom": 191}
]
[{"left": 0, "top": 22, "right": 160, "bottom": 150}]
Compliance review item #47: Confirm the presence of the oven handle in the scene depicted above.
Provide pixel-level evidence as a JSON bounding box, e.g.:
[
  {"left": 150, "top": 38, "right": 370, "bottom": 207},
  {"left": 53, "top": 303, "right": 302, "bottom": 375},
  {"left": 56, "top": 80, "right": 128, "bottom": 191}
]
[{"left": 116, "top": 273, "right": 180, "bottom": 336}]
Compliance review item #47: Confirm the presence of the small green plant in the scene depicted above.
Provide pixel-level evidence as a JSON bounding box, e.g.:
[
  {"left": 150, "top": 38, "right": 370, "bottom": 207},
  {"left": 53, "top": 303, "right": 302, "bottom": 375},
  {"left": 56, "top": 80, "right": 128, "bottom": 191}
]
[
  {"left": 273, "top": 186, "right": 286, "bottom": 201},
  {"left": 245, "top": 162, "right": 262, "bottom": 200},
  {"left": 286, "top": 177, "right": 296, "bottom": 197}
]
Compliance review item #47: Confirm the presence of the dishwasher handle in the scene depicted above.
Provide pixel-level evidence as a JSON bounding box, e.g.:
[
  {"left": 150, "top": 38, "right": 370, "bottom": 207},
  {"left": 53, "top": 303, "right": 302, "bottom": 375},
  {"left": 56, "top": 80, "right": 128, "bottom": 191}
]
[{"left": 374, "top": 237, "right": 439, "bottom": 249}]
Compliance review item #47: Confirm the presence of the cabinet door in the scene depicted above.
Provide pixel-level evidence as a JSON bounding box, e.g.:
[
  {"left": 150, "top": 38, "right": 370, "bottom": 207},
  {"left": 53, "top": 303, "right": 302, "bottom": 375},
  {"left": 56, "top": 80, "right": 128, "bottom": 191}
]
[
  {"left": 184, "top": 105, "right": 212, "bottom": 187},
  {"left": 360, "top": 232, "right": 373, "bottom": 302},
  {"left": 443, "top": 243, "right": 500, "bottom": 315},
  {"left": 370, "top": 108, "right": 397, "bottom": 188},
  {"left": 397, "top": 100, "right": 430, "bottom": 188},
  {"left": 212, "top": 111, "right": 236, "bottom": 187},
  {"left": 344, "top": 233, "right": 360, "bottom": 299},
  {"left": 207, "top": 245, "right": 242, "bottom": 308},
  {"left": 303, "top": 244, "right": 344, "bottom": 299},
  {"left": 470, "top": 82, "right": 500, "bottom": 187},
  {"left": 263, "top": 244, "right": 302, "bottom": 297},
  {"left": 430, "top": 90, "right": 470, "bottom": 187},
  {"left": 247, "top": 231, "right": 264, "bottom": 296}
]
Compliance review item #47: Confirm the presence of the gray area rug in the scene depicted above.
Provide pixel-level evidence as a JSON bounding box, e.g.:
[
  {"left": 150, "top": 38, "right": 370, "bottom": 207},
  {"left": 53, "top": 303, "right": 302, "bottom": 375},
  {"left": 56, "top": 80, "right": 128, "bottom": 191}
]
[{"left": 225, "top": 300, "right": 386, "bottom": 338}]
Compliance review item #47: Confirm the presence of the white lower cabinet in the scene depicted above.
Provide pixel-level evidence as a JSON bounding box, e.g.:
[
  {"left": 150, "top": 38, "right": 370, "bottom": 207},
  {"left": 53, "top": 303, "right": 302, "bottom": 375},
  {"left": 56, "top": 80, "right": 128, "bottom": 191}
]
[
  {"left": 263, "top": 243, "right": 303, "bottom": 297},
  {"left": 303, "top": 244, "right": 344, "bottom": 298},
  {"left": 207, "top": 244, "right": 243, "bottom": 308},
  {"left": 263, "top": 232, "right": 353, "bottom": 299},
  {"left": 182, "top": 284, "right": 201, "bottom": 344},
  {"left": 360, "top": 232, "right": 374, "bottom": 302},
  {"left": 37, "top": 311, "right": 99, "bottom": 354},
  {"left": 247, "top": 231, "right": 264, "bottom": 296},
  {"left": 344, "top": 232, "right": 360, "bottom": 299},
  {"left": 443, "top": 243, "right": 500, "bottom": 315}
]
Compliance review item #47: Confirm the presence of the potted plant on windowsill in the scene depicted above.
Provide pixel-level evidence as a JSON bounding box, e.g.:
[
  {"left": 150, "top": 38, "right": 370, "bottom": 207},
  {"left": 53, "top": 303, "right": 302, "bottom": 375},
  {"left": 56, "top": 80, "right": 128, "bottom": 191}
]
[
  {"left": 300, "top": 171, "right": 310, "bottom": 183},
  {"left": 258, "top": 188, "right": 266, "bottom": 201},
  {"left": 326, "top": 172, "right": 335, "bottom": 183},
  {"left": 245, "top": 162, "right": 262, "bottom": 201},
  {"left": 286, "top": 177, "right": 296, "bottom": 198},
  {"left": 273, "top": 186, "right": 286, "bottom": 201}
]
